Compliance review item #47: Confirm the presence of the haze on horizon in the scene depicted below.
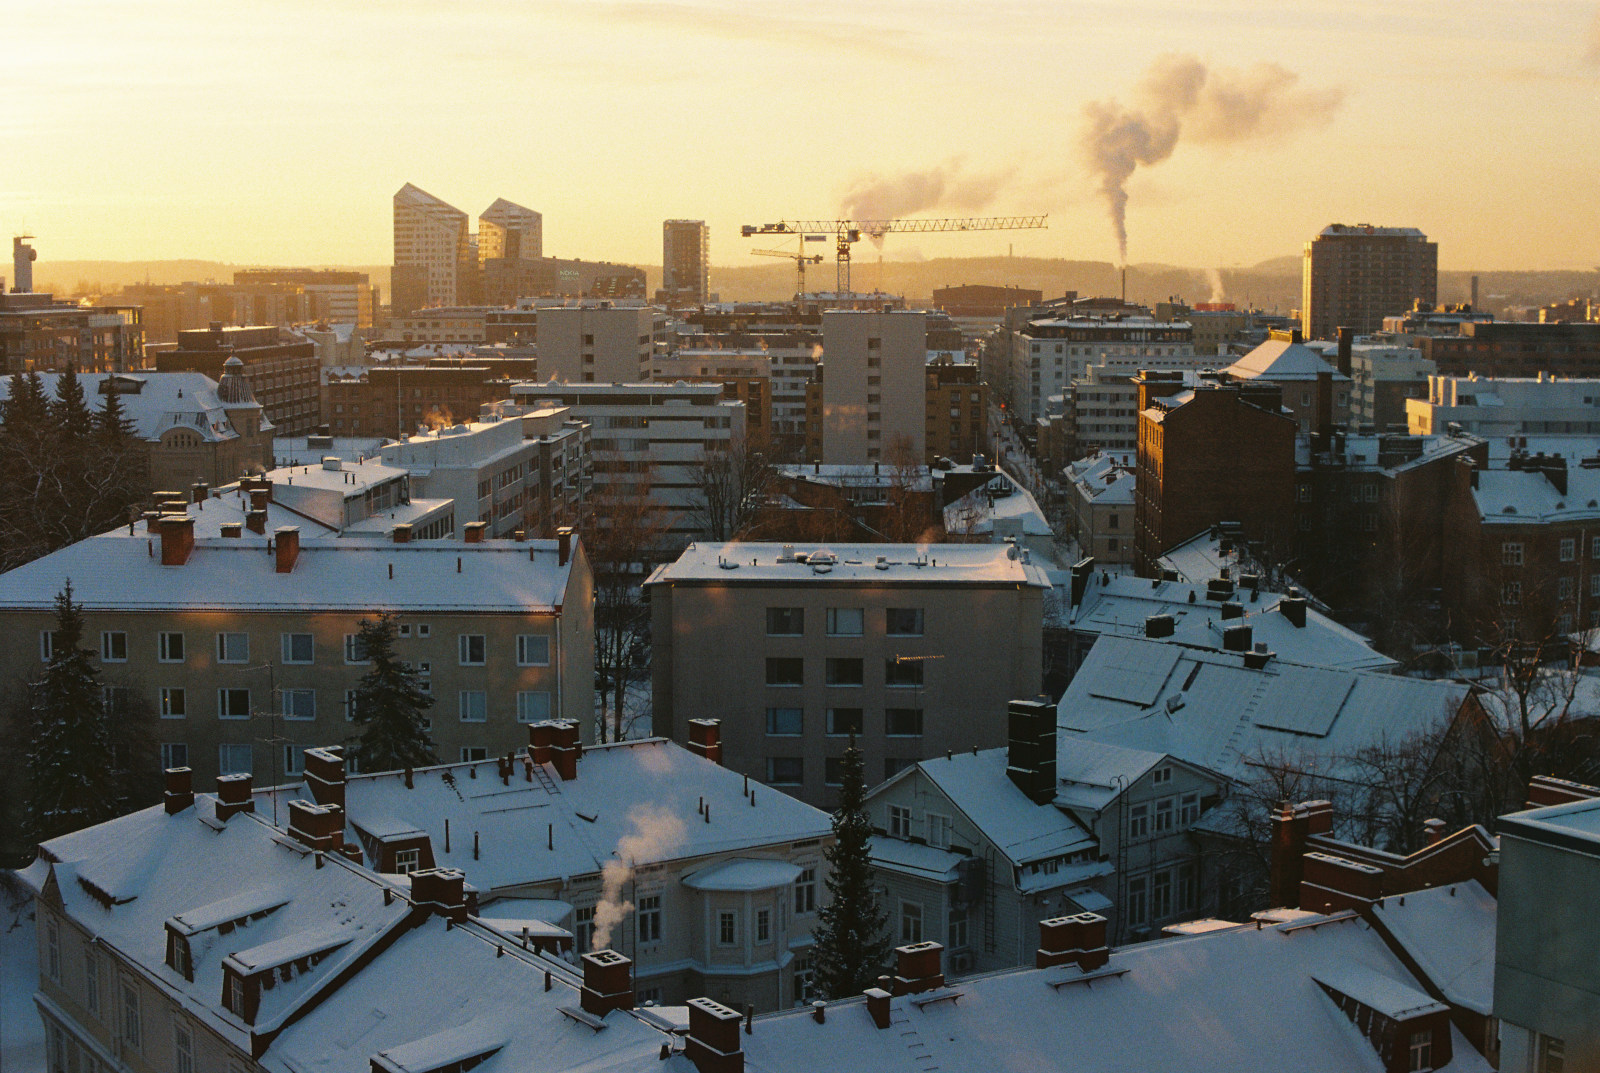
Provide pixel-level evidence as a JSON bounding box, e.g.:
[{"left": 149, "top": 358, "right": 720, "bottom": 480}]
[{"left": 5, "top": 0, "right": 1599, "bottom": 274}]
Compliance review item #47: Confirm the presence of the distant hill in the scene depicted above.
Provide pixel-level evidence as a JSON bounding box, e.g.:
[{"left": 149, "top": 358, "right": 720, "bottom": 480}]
[{"left": 32, "top": 262, "right": 394, "bottom": 296}]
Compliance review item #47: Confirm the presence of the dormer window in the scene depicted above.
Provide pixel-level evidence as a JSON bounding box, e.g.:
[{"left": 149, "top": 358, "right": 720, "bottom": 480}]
[{"left": 164, "top": 926, "right": 193, "bottom": 981}]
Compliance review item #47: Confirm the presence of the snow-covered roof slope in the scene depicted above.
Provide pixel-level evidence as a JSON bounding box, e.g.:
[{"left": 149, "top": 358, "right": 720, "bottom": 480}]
[
  {"left": 942, "top": 470, "right": 1053, "bottom": 537},
  {"left": 1370, "top": 881, "right": 1496, "bottom": 1014},
  {"left": 1063, "top": 451, "right": 1136, "bottom": 505},
  {"left": 0, "top": 371, "right": 264, "bottom": 442},
  {"left": 1062, "top": 572, "right": 1397, "bottom": 673},
  {"left": 736, "top": 913, "right": 1492, "bottom": 1073},
  {"left": 1057, "top": 637, "right": 1466, "bottom": 782},
  {"left": 1471, "top": 467, "right": 1600, "bottom": 524},
  {"left": 319, "top": 740, "right": 831, "bottom": 893},
  {"left": 1225, "top": 338, "right": 1349, "bottom": 382},
  {"left": 647, "top": 542, "right": 1051, "bottom": 587},
  {"left": 0, "top": 520, "right": 573, "bottom": 613},
  {"left": 1052, "top": 738, "right": 1167, "bottom": 812},
  {"left": 912, "top": 748, "right": 1095, "bottom": 866}
]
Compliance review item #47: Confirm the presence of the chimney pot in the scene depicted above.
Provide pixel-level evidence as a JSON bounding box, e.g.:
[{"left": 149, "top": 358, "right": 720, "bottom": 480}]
[
  {"left": 579, "top": 950, "right": 635, "bottom": 1016},
  {"left": 685, "top": 998, "right": 745, "bottom": 1073},
  {"left": 214, "top": 772, "right": 254, "bottom": 821},
  {"left": 164, "top": 767, "right": 194, "bottom": 814},
  {"left": 392, "top": 523, "right": 412, "bottom": 544},
  {"left": 891, "top": 941, "right": 946, "bottom": 995}
]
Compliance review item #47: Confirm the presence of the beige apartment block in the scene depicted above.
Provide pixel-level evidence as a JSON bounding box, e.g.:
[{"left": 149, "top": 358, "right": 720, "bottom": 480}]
[
  {"left": 0, "top": 503, "right": 594, "bottom": 793},
  {"left": 647, "top": 542, "right": 1051, "bottom": 809},
  {"left": 535, "top": 303, "right": 664, "bottom": 384},
  {"left": 817, "top": 310, "right": 928, "bottom": 465}
]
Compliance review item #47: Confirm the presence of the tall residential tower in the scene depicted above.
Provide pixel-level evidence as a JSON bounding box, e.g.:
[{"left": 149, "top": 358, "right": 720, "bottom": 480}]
[
  {"left": 392, "top": 183, "right": 471, "bottom": 315},
  {"left": 661, "top": 219, "right": 710, "bottom": 307},
  {"left": 1301, "top": 223, "right": 1437, "bottom": 342}
]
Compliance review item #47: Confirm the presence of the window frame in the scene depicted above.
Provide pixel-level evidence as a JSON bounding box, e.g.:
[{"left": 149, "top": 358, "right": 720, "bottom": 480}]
[
  {"left": 899, "top": 900, "right": 923, "bottom": 944},
  {"left": 516, "top": 634, "right": 551, "bottom": 666},
  {"left": 885, "top": 607, "right": 925, "bottom": 636},
  {"left": 280, "top": 688, "right": 316, "bottom": 721},
  {"left": 160, "top": 687, "right": 187, "bottom": 719},
  {"left": 458, "top": 634, "right": 487, "bottom": 666},
  {"left": 280, "top": 632, "right": 315, "bottom": 665},
  {"left": 765, "top": 607, "right": 804, "bottom": 636},
  {"left": 824, "top": 657, "right": 864, "bottom": 687},
  {"left": 100, "top": 631, "right": 128, "bottom": 663},
  {"left": 765, "top": 706, "right": 803, "bottom": 736},
  {"left": 216, "top": 631, "right": 249, "bottom": 664},
  {"left": 888, "top": 804, "right": 913, "bottom": 839},
  {"left": 458, "top": 690, "right": 488, "bottom": 722},
  {"left": 765, "top": 657, "right": 804, "bottom": 687},
  {"left": 825, "top": 607, "right": 864, "bottom": 636},
  {"left": 886, "top": 707, "right": 924, "bottom": 736},
  {"left": 158, "top": 631, "right": 185, "bottom": 663},
  {"left": 516, "top": 690, "right": 552, "bottom": 723},
  {"left": 217, "top": 688, "right": 251, "bottom": 720},
  {"left": 825, "top": 707, "right": 864, "bottom": 736}
]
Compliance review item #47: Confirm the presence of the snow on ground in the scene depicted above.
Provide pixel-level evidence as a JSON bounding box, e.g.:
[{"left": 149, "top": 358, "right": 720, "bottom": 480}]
[{"left": 1, "top": 873, "right": 42, "bottom": 1073}]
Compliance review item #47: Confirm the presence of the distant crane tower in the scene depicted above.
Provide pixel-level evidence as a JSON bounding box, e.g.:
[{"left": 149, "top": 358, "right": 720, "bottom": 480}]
[
  {"left": 749, "top": 241, "right": 825, "bottom": 296},
  {"left": 741, "top": 216, "right": 1048, "bottom": 294}
]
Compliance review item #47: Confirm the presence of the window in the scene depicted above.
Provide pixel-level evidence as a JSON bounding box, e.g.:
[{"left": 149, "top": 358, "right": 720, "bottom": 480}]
[
  {"left": 460, "top": 747, "right": 488, "bottom": 762},
  {"left": 1590, "top": 574, "right": 1600, "bottom": 598},
  {"left": 281, "top": 633, "right": 314, "bottom": 664},
  {"left": 1559, "top": 577, "right": 1575, "bottom": 600},
  {"left": 766, "top": 758, "right": 803, "bottom": 785},
  {"left": 886, "top": 607, "right": 924, "bottom": 636},
  {"left": 1177, "top": 862, "right": 1197, "bottom": 912},
  {"left": 718, "top": 910, "right": 739, "bottom": 946},
  {"left": 1538, "top": 1034, "right": 1565, "bottom": 1073},
  {"left": 416, "top": 624, "right": 431, "bottom": 638},
  {"left": 826, "top": 708, "right": 863, "bottom": 736},
  {"left": 794, "top": 868, "right": 817, "bottom": 914},
  {"left": 283, "top": 745, "right": 309, "bottom": 776},
  {"left": 1297, "top": 483, "right": 1312, "bottom": 503},
  {"left": 1152, "top": 870, "right": 1173, "bottom": 919},
  {"left": 1179, "top": 791, "right": 1200, "bottom": 825},
  {"left": 45, "top": 917, "right": 60, "bottom": 981},
  {"left": 217, "top": 632, "right": 248, "bottom": 663},
  {"left": 638, "top": 895, "right": 662, "bottom": 943},
  {"left": 756, "top": 908, "right": 772, "bottom": 943},
  {"left": 38, "top": 630, "right": 59, "bottom": 662},
  {"left": 1561, "top": 537, "right": 1576, "bottom": 562},
  {"left": 1125, "top": 876, "right": 1148, "bottom": 925},
  {"left": 161, "top": 687, "right": 186, "bottom": 718},
  {"left": 825, "top": 658, "right": 863, "bottom": 686},
  {"left": 927, "top": 813, "right": 953, "bottom": 850},
  {"left": 1154, "top": 797, "right": 1175, "bottom": 832},
  {"left": 1129, "top": 802, "right": 1149, "bottom": 839},
  {"left": 219, "top": 744, "right": 252, "bottom": 775},
  {"left": 766, "top": 657, "right": 804, "bottom": 686},
  {"left": 766, "top": 607, "right": 804, "bottom": 635},
  {"left": 794, "top": 954, "right": 816, "bottom": 1002},
  {"left": 885, "top": 758, "right": 914, "bottom": 780},
  {"left": 160, "top": 743, "right": 188, "bottom": 770},
  {"left": 516, "top": 691, "right": 551, "bottom": 722},
  {"left": 394, "top": 847, "right": 421, "bottom": 874},
  {"left": 459, "top": 690, "right": 487, "bottom": 722},
  {"left": 343, "top": 634, "right": 369, "bottom": 663},
  {"left": 766, "top": 707, "right": 803, "bottom": 736},
  {"left": 85, "top": 950, "right": 101, "bottom": 1017},
  {"left": 217, "top": 688, "right": 250, "bottom": 719},
  {"left": 1152, "top": 766, "right": 1172, "bottom": 785},
  {"left": 885, "top": 659, "right": 923, "bottom": 687},
  {"left": 516, "top": 634, "right": 551, "bottom": 665},
  {"left": 1502, "top": 581, "right": 1521, "bottom": 606},
  {"left": 1407, "top": 1030, "right": 1433, "bottom": 1072},
  {"left": 888, "top": 804, "right": 913, "bottom": 839},
  {"left": 458, "top": 634, "right": 486, "bottom": 665},
  {"left": 100, "top": 631, "right": 127, "bottom": 662},
  {"left": 886, "top": 708, "right": 923, "bottom": 736},
  {"left": 1593, "top": 536, "right": 1600, "bottom": 560},
  {"left": 344, "top": 689, "right": 358, "bottom": 722},
  {"left": 174, "top": 1023, "right": 195, "bottom": 1073},
  {"left": 825, "top": 607, "right": 863, "bottom": 636},
  {"left": 281, "top": 689, "right": 316, "bottom": 720},
  {"left": 899, "top": 901, "right": 923, "bottom": 943},
  {"left": 1502, "top": 542, "right": 1524, "bottom": 567}
]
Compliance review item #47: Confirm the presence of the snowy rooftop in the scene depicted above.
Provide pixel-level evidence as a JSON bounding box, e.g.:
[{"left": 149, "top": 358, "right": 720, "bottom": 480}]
[
  {"left": 1225, "top": 338, "right": 1349, "bottom": 383},
  {"left": 1052, "top": 738, "right": 1168, "bottom": 812},
  {"left": 647, "top": 542, "right": 1052, "bottom": 588},
  {"left": 1057, "top": 636, "right": 1467, "bottom": 782},
  {"left": 735, "top": 912, "right": 1491, "bottom": 1073},
  {"left": 272, "top": 435, "right": 389, "bottom": 467},
  {"left": 1471, "top": 466, "right": 1600, "bottom": 524},
  {"left": 1499, "top": 794, "right": 1600, "bottom": 845},
  {"left": 902, "top": 748, "right": 1096, "bottom": 866},
  {"left": 1369, "top": 881, "right": 1496, "bottom": 1014},
  {"left": 313, "top": 739, "right": 831, "bottom": 893},
  {"left": 1061, "top": 572, "right": 1396, "bottom": 673},
  {"left": 943, "top": 471, "right": 1053, "bottom": 538},
  {"left": 0, "top": 514, "right": 574, "bottom": 613},
  {"left": 778, "top": 464, "right": 935, "bottom": 492},
  {"left": 265, "top": 455, "right": 409, "bottom": 493},
  {"left": 1064, "top": 451, "right": 1136, "bottom": 505},
  {"left": 0, "top": 370, "right": 266, "bottom": 443}
]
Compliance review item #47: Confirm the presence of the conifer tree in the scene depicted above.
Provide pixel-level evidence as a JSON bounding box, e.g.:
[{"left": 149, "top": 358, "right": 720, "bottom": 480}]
[
  {"left": 49, "top": 365, "right": 94, "bottom": 440},
  {"left": 350, "top": 613, "right": 438, "bottom": 772},
  {"left": 95, "top": 384, "right": 138, "bottom": 441},
  {"left": 24, "top": 581, "right": 119, "bottom": 844},
  {"left": 810, "top": 742, "right": 893, "bottom": 998}
]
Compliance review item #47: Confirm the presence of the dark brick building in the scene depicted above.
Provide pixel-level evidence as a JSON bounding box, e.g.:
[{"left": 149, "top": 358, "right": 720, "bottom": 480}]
[
  {"left": 1421, "top": 321, "right": 1600, "bottom": 379},
  {"left": 157, "top": 324, "right": 319, "bottom": 434},
  {"left": 324, "top": 360, "right": 535, "bottom": 439}
]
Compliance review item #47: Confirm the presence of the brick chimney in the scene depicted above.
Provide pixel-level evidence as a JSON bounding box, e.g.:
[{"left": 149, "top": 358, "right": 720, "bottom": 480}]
[
  {"left": 1336, "top": 326, "right": 1353, "bottom": 377},
  {"left": 164, "top": 767, "right": 194, "bottom": 815},
  {"left": 579, "top": 950, "right": 635, "bottom": 1016},
  {"left": 1069, "top": 556, "right": 1095, "bottom": 607},
  {"left": 687, "top": 719, "right": 723, "bottom": 765},
  {"left": 890, "top": 941, "right": 945, "bottom": 995},
  {"left": 1144, "top": 614, "right": 1174, "bottom": 638},
  {"left": 550, "top": 720, "right": 581, "bottom": 781},
  {"left": 1299, "top": 852, "right": 1383, "bottom": 914},
  {"left": 557, "top": 526, "right": 574, "bottom": 567},
  {"left": 220, "top": 522, "right": 242, "bottom": 538},
  {"left": 1036, "top": 912, "right": 1109, "bottom": 972},
  {"left": 528, "top": 720, "right": 557, "bottom": 766},
  {"left": 863, "top": 987, "right": 892, "bottom": 1030},
  {"left": 286, "top": 799, "right": 344, "bottom": 853},
  {"left": 685, "top": 998, "right": 745, "bottom": 1073},
  {"left": 1268, "top": 799, "right": 1333, "bottom": 907},
  {"left": 215, "top": 772, "right": 254, "bottom": 821},
  {"left": 249, "top": 487, "right": 269, "bottom": 511},
  {"left": 1525, "top": 774, "right": 1600, "bottom": 807},
  {"left": 410, "top": 867, "right": 468, "bottom": 923},
  {"left": 1005, "top": 698, "right": 1056, "bottom": 806},
  {"left": 159, "top": 515, "right": 195, "bottom": 566},
  {"left": 391, "top": 523, "right": 412, "bottom": 544},
  {"left": 463, "top": 521, "right": 487, "bottom": 544},
  {"left": 1278, "top": 594, "right": 1307, "bottom": 628},
  {"left": 303, "top": 747, "right": 346, "bottom": 810},
  {"left": 275, "top": 526, "right": 300, "bottom": 573},
  {"left": 245, "top": 508, "right": 267, "bottom": 534}
]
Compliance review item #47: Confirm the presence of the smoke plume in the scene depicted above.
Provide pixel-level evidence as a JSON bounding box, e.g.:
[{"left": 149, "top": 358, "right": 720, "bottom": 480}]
[
  {"left": 1082, "top": 53, "right": 1343, "bottom": 262},
  {"left": 1207, "top": 267, "right": 1226, "bottom": 304},
  {"left": 840, "top": 161, "right": 1015, "bottom": 223},
  {"left": 590, "top": 805, "right": 687, "bottom": 951}
]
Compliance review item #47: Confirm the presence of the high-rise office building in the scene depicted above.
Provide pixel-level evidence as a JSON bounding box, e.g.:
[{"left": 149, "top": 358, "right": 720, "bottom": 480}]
[
  {"left": 1301, "top": 224, "right": 1437, "bottom": 342},
  {"left": 479, "top": 198, "right": 542, "bottom": 264},
  {"left": 392, "top": 183, "right": 471, "bottom": 315},
  {"left": 660, "top": 219, "right": 710, "bottom": 307}
]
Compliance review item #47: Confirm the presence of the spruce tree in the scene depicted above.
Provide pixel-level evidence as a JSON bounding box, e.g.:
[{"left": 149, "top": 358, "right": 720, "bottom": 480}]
[
  {"left": 49, "top": 365, "right": 94, "bottom": 440},
  {"left": 24, "top": 582, "right": 119, "bottom": 844},
  {"left": 350, "top": 613, "right": 438, "bottom": 772},
  {"left": 811, "top": 742, "right": 893, "bottom": 998},
  {"left": 95, "top": 384, "right": 138, "bottom": 441}
]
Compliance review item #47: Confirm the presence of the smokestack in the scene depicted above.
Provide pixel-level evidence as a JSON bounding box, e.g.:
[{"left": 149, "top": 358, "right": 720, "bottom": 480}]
[
  {"left": 1121, "top": 266, "right": 1127, "bottom": 303},
  {"left": 1470, "top": 274, "right": 1479, "bottom": 310}
]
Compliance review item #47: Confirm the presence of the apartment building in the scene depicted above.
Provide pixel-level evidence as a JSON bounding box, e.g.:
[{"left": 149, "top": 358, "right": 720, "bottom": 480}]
[
  {"left": 1349, "top": 341, "right": 1435, "bottom": 431},
  {"left": 923, "top": 359, "right": 988, "bottom": 466},
  {"left": 1408, "top": 373, "right": 1600, "bottom": 437},
  {"left": 156, "top": 324, "right": 321, "bottom": 435},
  {"left": 263, "top": 455, "right": 456, "bottom": 539},
  {"left": 646, "top": 542, "right": 1051, "bottom": 809},
  {"left": 651, "top": 349, "right": 773, "bottom": 447},
  {"left": 1010, "top": 312, "right": 1196, "bottom": 424},
  {"left": 231, "top": 269, "right": 378, "bottom": 329},
  {"left": 1064, "top": 450, "right": 1136, "bottom": 567},
  {"left": 383, "top": 306, "right": 494, "bottom": 344},
  {"left": 1221, "top": 331, "right": 1352, "bottom": 434},
  {"left": 323, "top": 358, "right": 536, "bottom": 438},
  {"left": 478, "top": 197, "right": 543, "bottom": 263},
  {"left": 392, "top": 182, "right": 472, "bottom": 314},
  {"left": 0, "top": 291, "right": 145, "bottom": 375},
  {"left": 536, "top": 302, "right": 665, "bottom": 383},
  {"left": 661, "top": 219, "right": 711, "bottom": 307},
  {"left": 0, "top": 363, "right": 273, "bottom": 490},
  {"left": 511, "top": 380, "right": 744, "bottom": 548},
  {"left": 811, "top": 310, "right": 928, "bottom": 465},
  {"left": 1301, "top": 224, "right": 1438, "bottom": 341},
  {"left": 0, "top": 501, "right": 594, "bottom": 789}
]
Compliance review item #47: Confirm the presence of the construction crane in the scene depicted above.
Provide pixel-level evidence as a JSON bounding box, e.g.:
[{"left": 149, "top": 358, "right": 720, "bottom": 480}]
[
  {"left": 749, "top": 243, "right": 825, "bottom": 296},
  {"left": 741, "top": 216, "right": 1048, "bottom": 293}
]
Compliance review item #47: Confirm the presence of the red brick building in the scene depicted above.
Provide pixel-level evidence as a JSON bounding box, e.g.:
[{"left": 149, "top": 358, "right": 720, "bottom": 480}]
[
  {"left": 157, "top": 324, "right": 320, "bottom": 434},
  {"left": 1421, "top": 321, "right": 1600, "bottom": 378},
  {"left": 324, "top": 360, "right": 534, "bottom": 438}
]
